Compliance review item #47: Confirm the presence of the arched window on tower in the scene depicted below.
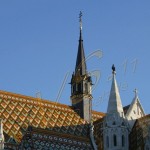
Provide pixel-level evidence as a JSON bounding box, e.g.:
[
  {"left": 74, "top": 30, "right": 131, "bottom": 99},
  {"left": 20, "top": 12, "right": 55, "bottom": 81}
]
[
  {"left": 106, "top": 136, "right": 109, "bottom": 148},
  {"left": 78, "top": 83, "right": 82, "bottom": 92},
  {"left": 85, "top": 83, "right": 88, "bottom": 94},
  {"left": 122, "top": 135, "right": 125, "bottom": 147},
  {"left": 113, "top": 121, "right": 116, "bottom": 125},
  {"left": 73, "top": 84, "right": 76, "bottom": 93},
  {"left": 122, "top": 122, "right": 125, "bottom": 126},
  {"left": 113, "top": 134, "right": 117, "bottom": 146}
]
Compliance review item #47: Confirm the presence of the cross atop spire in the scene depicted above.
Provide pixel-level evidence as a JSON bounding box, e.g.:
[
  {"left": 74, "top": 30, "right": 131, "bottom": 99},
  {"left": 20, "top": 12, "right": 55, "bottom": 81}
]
[
  {"left": 79, "top": 11, "right": 82, "bottom": 30},
  {"left": 134, "top": 88, "right": 138, "bottom": 98}
]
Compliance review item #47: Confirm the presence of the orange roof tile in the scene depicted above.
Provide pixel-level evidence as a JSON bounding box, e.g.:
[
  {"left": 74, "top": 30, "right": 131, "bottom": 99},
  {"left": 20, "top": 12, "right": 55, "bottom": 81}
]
[{"left": 0, "top": 90, "right": 104, "bottom": 144}]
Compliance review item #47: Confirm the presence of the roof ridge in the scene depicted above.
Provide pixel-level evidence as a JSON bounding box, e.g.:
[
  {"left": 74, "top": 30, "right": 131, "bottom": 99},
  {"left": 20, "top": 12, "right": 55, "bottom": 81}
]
[
  {"left": 0, "top": 90, "right": 73, "bottom": 110},
  {"left": 0, "top": 90, "right": 105, "bottom": 115}
]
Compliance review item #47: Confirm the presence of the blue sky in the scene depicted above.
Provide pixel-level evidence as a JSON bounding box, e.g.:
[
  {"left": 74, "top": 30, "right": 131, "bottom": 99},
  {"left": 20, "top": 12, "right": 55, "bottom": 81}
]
[{"left": 0, "top": 1, "right": 150, "bottom": 114}]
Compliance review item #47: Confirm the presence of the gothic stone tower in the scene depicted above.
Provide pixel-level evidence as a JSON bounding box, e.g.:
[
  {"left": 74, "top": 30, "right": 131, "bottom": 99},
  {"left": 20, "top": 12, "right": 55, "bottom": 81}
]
[
  {"left": 103, "top": 65, "right": 129, "bottom": 150},
  {"left": 70, "top": 13, "right": 92, "bottom": 122}
]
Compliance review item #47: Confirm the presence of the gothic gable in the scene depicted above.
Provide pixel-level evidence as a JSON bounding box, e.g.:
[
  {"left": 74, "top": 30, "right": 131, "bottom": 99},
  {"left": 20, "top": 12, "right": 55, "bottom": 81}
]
[{"left": 125, "top": 97, "right": 145, "bottom": 129}]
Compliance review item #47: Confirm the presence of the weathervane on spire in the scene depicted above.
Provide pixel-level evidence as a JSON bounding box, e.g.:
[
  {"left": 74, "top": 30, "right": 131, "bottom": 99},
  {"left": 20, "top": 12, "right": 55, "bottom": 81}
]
[{"left": 79, "top": 11, "right": 83, "bottom": 30}]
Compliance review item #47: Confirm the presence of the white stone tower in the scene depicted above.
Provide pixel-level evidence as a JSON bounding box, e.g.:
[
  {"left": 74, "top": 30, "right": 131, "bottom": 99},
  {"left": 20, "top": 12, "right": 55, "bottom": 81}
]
[
  {"left": 0, "top": 119, "right": 4, "bottom": 150},
  {"left": 103, "top": 65, "right": 129, "bottom": 150}
]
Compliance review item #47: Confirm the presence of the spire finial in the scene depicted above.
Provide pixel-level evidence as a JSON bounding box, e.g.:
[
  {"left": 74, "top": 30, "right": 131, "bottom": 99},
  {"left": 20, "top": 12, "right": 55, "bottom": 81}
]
[
  {"left": 134, "top": 88, "right": 138, "bottom": 97},
  {"left": 112, "top": 64, "right": 116, "bottom": 74},
  {"left": 79, "top": 11, "right": 82, "bottom": 30}
]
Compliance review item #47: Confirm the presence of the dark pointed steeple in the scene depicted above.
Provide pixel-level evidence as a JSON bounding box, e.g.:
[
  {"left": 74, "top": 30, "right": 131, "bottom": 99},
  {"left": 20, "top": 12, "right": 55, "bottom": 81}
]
[
  {"left": 75, "top": 11, "right": 87, "bottom": 75},
  {"left": 70, "top": 12, "right": 92, "bottom": 122}
]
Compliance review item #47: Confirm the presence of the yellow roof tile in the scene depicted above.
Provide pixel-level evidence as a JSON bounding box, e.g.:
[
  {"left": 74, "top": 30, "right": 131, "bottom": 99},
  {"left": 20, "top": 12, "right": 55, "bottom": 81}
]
[{"left": 0, "top": 90, "right": 104, "bottom": 143}]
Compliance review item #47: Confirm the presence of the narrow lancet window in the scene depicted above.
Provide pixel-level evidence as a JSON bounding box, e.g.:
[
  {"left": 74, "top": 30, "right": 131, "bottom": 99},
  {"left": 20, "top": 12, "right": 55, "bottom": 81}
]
[
  {"left": 106, "top": 136, "right": 109, "bottom": 148},
  {"left": 85, "top": 83, "right": 88, "bottom": 94},
  {"left": 113, "top": 134, "right": 117, "bottom": 146},
  {"left": 122, "top": 135, "right": 125, "bottom": 147}
]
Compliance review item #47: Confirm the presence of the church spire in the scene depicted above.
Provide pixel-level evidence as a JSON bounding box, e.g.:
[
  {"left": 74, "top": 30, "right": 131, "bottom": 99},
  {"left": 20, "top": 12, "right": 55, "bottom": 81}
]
[
  {"left": 75, "top": 11, "right": 87, "bottom": 75},
  {"left": 103, "top": 65, "right": 129, "bottom": 150},
  {"left": 70, "top": 12, "right": 92, "bottom": 122},
  {"left": 107, "top": 65, "right": 124, "bottom": 114}
]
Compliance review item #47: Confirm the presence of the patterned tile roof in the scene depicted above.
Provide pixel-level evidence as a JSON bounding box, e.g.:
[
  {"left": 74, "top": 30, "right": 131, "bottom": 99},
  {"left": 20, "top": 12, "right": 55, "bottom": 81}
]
[
  {"left": 18, "top": 126, "right": 93, "bottom": 150},
  {"left": 0, "top": 90, "right": 104, "bottom": 146},
  {"left": 134, "top": 114, "right": 150, "bottom": 131},
  {"left": 129, "top": 114, "right": 150, "bottom": 150},
  {"left": 93, "top": 117, "right": 105, "bottom": 150}
]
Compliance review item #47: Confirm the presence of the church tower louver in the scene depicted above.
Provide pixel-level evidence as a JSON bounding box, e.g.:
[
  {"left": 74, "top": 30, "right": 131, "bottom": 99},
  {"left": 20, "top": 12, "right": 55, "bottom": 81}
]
[
  {"left": 103, "top": 65, "right": 129, "bottom": 150},
  {"left": 70, "top": 12, "right": 92, "bottom": 122}
]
